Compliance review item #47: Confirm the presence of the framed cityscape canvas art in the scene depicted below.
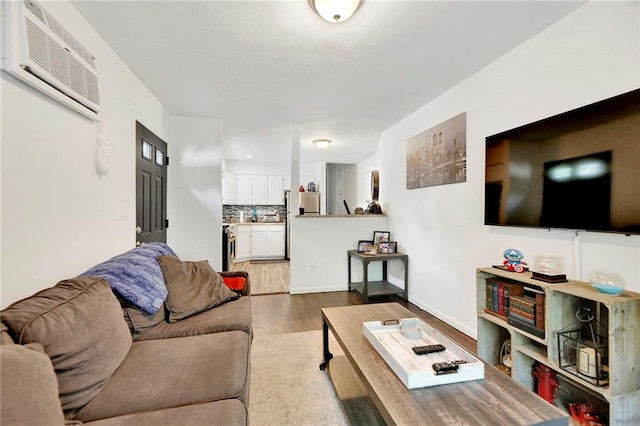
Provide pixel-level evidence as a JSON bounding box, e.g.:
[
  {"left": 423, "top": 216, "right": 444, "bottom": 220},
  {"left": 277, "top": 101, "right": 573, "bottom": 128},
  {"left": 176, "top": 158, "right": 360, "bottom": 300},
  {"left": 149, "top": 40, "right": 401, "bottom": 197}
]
[{"left": 406, "top": 112, "right": 467, "bottom": 189}]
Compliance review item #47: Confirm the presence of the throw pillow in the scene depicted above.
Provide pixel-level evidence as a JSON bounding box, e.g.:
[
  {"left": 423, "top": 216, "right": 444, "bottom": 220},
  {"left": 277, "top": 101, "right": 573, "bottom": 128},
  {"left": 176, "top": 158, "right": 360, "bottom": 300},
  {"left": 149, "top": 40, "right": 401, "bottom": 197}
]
[
  {"left": 222, "top": 276, "right": 247, "bottom": 292},
  {"left": 79, "top": 242, "right": 177, "bottom": 314},
  {"left": 158, "top": 255, "right": 239, "bottom": 323},
  {"left": 0, "top": 343, "right": 65, "bottom": 425},
  {"left": 118, "top": 296, "right": 167, "bottom": 339},
  {"left": 0, "top": 277, "right": 132, "bottom": 416}
]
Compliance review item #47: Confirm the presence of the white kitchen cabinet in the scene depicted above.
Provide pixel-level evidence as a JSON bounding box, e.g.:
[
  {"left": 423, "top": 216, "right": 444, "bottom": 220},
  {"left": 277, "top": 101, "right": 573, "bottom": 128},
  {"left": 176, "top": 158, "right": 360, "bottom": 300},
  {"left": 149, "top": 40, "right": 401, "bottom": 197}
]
[
  {"left": 250, "top": 225, "right": 267, "bottom": 256},
  {"left": 282, "top": 175, "right": 291, "bottom": 191},
  {"left": 235, "top": 226, "right": 251, "bottom": 261},
  {"left": 233, "top": 224, "right": 285, "bottom": 262},
  {"left": 266, "top": 226, "right": 285, "bottom": 256},
  {"left": 268, "top": 175, "right": 284, "bottom": 205},
  {"left": 223, "top": 171, "right": 237, "bottom": 204},
  {"left": 251, "top": 175, "right": 268, "bottom": 204},
  {"left": 236, "top": 175, "right": 252, "bottom": 205}
]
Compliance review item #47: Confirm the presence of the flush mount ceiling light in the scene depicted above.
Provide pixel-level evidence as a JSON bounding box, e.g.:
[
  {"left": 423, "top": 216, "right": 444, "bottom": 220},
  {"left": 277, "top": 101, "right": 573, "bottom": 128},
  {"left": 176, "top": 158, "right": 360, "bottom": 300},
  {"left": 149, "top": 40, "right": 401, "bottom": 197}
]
[
  {"left": 308, "top": 0, "right": 364, "bottom": 23},
  {"left": 312, "top": 139, "right": 332, "bottom": 149}
]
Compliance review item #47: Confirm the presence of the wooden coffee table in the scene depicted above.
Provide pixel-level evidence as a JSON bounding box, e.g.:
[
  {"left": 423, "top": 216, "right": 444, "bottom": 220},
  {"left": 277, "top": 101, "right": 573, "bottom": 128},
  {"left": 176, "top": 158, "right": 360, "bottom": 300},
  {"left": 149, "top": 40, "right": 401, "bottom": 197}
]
[{"left": 320, "top": 303, "right": 568, "bottom": 425}]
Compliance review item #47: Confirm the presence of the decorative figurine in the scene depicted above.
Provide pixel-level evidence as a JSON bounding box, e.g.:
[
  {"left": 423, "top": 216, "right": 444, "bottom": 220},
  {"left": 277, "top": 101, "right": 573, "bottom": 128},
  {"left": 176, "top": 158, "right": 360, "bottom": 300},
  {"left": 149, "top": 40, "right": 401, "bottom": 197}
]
[{"left": 503, "top": 248, "right": 528, "bottom": 273}]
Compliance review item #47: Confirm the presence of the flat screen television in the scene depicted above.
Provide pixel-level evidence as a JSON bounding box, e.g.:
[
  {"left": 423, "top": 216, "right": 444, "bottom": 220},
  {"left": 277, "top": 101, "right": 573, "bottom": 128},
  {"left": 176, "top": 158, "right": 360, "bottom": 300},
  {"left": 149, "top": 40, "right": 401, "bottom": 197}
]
[{"left": 484, "top": 88, "right": 640, "bottom": 235}]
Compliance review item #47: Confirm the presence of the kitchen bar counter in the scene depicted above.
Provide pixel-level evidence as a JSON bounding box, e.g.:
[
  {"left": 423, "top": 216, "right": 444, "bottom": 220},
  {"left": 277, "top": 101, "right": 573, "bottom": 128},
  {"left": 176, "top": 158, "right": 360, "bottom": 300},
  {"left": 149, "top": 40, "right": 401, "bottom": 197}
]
[
  {"left": 224, "top": 221, "right": 285, "bottom": 226},
  {"left": 295, "top": 214, "right": 387, "bottom": 218}
]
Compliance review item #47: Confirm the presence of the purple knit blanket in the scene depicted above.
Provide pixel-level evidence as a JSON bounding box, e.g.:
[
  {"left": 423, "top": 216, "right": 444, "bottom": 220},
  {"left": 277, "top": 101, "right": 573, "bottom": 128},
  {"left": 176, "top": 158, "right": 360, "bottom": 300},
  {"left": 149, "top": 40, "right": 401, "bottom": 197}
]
[{"left": 80, "top": 243, "right": 176, "bottom": 314}]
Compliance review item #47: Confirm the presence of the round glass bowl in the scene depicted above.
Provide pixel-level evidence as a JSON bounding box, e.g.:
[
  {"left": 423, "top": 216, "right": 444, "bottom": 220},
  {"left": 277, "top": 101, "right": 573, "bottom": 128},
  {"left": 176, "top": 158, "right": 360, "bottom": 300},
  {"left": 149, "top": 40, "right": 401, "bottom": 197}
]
[{"left": 590, "top": 272, "right": 624, "bottom": 296}]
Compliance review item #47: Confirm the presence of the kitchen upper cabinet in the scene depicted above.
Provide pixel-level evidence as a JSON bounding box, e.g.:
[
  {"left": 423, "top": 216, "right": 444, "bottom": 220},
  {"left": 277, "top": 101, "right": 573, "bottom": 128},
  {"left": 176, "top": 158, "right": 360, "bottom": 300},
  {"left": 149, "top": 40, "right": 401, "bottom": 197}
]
[
  {"left": 268, "top": 175, "right": 284, "bottom": 205},
  {"left": 233, "top": 174, "right": 287, "bottom": 205},
  {"left": 223, "top": 171, "right": 237, "bottom": 204},
  {"left": 236, "top": 175, "right": 252, "bottom": 205},
  {"left": 252, "top": 175, "right": 268, "bottom": 204},
  {"left": 282, "top": 176, "right": 291, "bottom": 191}
]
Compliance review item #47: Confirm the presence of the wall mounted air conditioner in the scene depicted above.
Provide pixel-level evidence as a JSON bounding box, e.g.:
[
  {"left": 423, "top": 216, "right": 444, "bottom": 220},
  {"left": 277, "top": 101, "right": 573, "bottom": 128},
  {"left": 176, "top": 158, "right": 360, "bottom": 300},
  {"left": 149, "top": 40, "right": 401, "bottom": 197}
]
[{"left": 1, "top": 0, "right": 101, "bottom": 120}]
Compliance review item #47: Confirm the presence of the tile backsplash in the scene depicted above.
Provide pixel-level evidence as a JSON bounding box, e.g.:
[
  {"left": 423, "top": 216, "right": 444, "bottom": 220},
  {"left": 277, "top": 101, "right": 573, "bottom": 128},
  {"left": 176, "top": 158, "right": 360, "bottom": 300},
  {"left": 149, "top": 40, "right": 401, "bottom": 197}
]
[{"left": 223, "top": 205, "right": 287, "bottom": 222}]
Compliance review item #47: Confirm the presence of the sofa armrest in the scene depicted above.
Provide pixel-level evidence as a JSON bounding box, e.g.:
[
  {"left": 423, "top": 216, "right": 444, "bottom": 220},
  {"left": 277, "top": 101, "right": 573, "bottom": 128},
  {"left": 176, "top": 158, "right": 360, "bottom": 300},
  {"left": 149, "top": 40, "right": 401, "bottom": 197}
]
[{"left": 219, "top": 271, "right": 250, "bottom": 296}]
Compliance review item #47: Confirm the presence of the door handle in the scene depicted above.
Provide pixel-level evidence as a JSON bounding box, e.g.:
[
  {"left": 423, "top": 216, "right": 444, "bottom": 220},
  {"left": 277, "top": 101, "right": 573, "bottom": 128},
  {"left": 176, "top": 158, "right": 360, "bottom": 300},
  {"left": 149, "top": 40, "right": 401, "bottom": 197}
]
[{"left": 136, "top": 226, "right": 142, "bottom": 234}]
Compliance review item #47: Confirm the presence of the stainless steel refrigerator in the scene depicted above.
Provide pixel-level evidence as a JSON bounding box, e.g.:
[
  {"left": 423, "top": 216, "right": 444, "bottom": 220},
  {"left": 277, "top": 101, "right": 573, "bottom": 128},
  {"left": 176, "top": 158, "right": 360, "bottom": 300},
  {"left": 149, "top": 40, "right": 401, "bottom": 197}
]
[
  {"left": 299, "top": 192, "right": 320, "bottom": 214},
  {"left": 284, "top": 191, "right": 291, "bottom": 260}
]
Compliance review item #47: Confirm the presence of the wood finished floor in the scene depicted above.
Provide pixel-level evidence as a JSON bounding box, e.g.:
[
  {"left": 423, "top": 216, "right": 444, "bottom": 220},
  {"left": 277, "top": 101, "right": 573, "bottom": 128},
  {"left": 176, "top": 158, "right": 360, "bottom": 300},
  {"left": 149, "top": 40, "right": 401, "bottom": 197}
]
[
  {"left": 251, "top": 292, "right": 477, "bottom": 356},
  {"left": 231, "top": 260, "right": 290, "bottom": 295},
  {"left": 240, "top": 261, "right": 477, "bottom": 354}
]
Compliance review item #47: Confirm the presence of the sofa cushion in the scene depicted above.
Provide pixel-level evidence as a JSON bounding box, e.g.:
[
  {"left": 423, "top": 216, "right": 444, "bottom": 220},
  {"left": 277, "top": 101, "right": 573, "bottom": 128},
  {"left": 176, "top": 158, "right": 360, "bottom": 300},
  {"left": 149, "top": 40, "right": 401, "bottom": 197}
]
[
  {"left": 82, "top": 399, "right": 247, "bottom": 426},
  {"left": 0, "top": 343, "right": 65, "bottom": 425},
  {"left": 119, "top": 297, "right": 167, "bottom": 339},
  {"left": 158, "top": 256, "right": 238, "bottom": 323},
  {"left": 80, "top": 242, "right": 176, "bottom": 314},
  {"left": 0, "top": 322, "right": 14, "bottom": 345},
  {"left": 0, "top": 277, "right": 132, "bottom": 416},
  {"left": 135, "top": 295, "right": 251, "bottom": 341},
  {"left": 74, "top": 331, "right": 250, "bottom": 422}
]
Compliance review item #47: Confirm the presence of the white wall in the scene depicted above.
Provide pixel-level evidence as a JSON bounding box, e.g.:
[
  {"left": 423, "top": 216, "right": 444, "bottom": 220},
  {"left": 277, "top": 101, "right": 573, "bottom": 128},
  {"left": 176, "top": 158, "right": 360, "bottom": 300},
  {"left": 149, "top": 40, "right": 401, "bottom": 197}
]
[
  {"left": 168, "top": 117, "right": 223, "bottom": 268},
  {"left": 290, "top": 216, "right": 388, "bottom": 294},
  {"left": 0, "top": 1, "right": 170, "bottom": 307},
  {"left": 373, "top": 2, "right": 640, "bottom": 338}
]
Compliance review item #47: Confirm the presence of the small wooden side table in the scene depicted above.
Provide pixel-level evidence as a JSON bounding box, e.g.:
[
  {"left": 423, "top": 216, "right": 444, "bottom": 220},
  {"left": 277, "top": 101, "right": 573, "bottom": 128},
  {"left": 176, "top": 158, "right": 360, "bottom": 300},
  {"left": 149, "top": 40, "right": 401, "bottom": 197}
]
[{"left": 347, "top": 250, "right": 408, "bottom": 303}]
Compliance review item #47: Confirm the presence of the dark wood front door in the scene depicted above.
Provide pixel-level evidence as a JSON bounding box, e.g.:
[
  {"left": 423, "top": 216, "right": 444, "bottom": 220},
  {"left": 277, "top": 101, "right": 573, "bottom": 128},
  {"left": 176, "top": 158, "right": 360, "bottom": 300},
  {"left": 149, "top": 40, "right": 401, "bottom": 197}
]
[{"left": 136, "top": 122, "right": 168, "bottom": 245}]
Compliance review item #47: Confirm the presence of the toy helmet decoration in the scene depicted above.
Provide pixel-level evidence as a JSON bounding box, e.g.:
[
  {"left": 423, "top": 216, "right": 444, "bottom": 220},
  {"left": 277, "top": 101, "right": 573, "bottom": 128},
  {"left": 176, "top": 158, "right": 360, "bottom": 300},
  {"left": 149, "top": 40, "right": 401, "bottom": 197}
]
[{"left": 504, "top": 249, "right": 524, "bottom": 262}]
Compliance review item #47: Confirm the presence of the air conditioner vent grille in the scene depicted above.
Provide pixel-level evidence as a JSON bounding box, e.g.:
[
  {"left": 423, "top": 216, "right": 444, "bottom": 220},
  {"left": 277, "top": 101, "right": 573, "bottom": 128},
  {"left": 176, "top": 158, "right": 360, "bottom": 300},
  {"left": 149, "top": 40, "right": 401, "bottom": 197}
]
[
  {"left": 49, "top": 35, "right": 70, "bottom": 86},
  {"left": 24, "top": 14, "right": 101, "bottom": 107},
  {"left": 4, "top": 0, "right": 100, "bottom": 119},
  {"left": 85, "top": 70, "right": 100, "bottom": 104},
  {"left": 25, "top": 18, "right": 49, "bottom": 71},
  {"left": 44, "top": 11, "right": 95, "bottom": 68}
]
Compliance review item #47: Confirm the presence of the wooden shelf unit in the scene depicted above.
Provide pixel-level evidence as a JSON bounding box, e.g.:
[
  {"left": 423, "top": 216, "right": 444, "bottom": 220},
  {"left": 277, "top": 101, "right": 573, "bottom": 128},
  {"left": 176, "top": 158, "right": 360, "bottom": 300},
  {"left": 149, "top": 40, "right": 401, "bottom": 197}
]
[{"left": 476, "top": 267, "right": 640, "bottom": 425}]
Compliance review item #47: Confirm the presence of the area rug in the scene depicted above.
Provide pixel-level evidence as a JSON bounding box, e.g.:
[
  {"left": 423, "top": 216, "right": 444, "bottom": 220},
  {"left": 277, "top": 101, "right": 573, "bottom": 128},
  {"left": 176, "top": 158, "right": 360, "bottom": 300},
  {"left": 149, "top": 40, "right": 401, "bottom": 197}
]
[{"left": 249, "top": 330, "right": 348, "bottom": 426}]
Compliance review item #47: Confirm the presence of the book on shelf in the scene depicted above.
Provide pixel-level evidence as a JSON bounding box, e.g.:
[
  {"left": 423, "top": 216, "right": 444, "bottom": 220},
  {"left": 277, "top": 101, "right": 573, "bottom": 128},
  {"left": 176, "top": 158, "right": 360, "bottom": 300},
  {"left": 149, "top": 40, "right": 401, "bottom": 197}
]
[
  {"left": 507, "top": 315, "right": 545, "bottom": 339},
  {"left": 485, "top": 278, "right": 525, "bottom": 319},
  {"left": 535, "top": 293, "right": 545, "bottom": 331}
]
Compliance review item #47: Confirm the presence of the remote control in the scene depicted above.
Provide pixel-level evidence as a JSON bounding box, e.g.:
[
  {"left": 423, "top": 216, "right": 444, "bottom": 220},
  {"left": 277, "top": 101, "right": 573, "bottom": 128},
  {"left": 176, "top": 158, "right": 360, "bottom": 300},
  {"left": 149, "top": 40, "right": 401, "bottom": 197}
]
[
  {"left": 412, "top": 344, "right": 446, "bottom": 355},
  {"left": 432, "top": 361, "right": 459, "bottom": 375}
]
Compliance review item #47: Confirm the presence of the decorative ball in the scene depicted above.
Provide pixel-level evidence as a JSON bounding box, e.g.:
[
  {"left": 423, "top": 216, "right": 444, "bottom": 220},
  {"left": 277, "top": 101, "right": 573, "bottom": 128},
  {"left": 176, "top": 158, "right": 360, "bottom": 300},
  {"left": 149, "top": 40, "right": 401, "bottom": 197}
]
[{"left": 590, "top": 272, "right": 624, "bottom": 296}]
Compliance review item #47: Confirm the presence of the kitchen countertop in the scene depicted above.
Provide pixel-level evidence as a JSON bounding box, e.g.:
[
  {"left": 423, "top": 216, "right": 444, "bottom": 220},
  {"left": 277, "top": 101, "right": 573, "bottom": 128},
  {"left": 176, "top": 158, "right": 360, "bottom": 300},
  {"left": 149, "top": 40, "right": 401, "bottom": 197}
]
[
  {"left": 295, "top": 214, "right": 387, "bottom": 218},
  {"left": 224, "top": 222, "right": 285, "bottom": 226}
]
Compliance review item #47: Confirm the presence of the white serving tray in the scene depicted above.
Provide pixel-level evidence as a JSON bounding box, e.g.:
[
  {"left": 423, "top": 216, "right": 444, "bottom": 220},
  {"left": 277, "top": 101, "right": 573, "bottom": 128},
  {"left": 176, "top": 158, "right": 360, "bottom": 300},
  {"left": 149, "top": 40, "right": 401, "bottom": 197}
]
[{"left": 362, "top": 318, "right": 485, "bottom": 389}]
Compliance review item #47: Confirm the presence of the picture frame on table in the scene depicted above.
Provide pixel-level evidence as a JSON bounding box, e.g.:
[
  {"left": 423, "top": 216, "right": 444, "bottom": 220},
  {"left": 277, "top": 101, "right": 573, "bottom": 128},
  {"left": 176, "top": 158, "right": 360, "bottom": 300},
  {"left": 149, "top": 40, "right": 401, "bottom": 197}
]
[
  {"left": 378, "top": 241, "right": 397, "bottom": 254},
  {"left": 364, "top": 244, "right": 378, "bottom": 255},
  {"left": 357, "top": 240, "right": 373, "bottom": 253},
  {"left": 373, "top": 231, "right": 390, "bottom": 245}
]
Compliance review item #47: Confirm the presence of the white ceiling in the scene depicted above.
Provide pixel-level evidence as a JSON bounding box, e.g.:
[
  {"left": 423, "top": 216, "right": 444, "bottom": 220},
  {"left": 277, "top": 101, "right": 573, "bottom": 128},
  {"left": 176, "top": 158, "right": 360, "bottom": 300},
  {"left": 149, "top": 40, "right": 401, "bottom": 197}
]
[{"left": 72, "top": 1, "right": 585, "bottom": 164}]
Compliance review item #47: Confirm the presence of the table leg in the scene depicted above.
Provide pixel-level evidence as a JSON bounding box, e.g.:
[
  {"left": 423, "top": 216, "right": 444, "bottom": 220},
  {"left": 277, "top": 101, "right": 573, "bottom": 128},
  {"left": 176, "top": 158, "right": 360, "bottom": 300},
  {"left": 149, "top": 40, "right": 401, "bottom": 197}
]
[
  {"left": 347, "top": 252, "right": 352, "bottom": 291},
  {"left": 403, "top": 257, "right": 408, "bottom": 301},
  {"left": 363, "top": 259, "right": 369, "bottom": 303},
  {"left": 319, "top": 316, "right": 333, "bottom": 370}
]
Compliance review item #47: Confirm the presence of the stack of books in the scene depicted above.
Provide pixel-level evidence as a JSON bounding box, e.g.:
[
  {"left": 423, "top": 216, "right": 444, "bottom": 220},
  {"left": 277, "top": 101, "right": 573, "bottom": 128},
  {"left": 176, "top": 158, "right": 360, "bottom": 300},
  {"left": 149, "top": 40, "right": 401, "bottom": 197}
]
[{"left": 485, "top": 278, "right": 545, "bottom": 339}]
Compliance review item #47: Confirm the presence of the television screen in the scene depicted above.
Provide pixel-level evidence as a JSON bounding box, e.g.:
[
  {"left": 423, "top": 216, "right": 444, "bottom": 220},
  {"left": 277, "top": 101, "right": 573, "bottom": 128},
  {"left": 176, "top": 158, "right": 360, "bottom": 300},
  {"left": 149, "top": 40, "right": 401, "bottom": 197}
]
[{"left": 485, "top": 88, "right": 640, "bottom": 235}]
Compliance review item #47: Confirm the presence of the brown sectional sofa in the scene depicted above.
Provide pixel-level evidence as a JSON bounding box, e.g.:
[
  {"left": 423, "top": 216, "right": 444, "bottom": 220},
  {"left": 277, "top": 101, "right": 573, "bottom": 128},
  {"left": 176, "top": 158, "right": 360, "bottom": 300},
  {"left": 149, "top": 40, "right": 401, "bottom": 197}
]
[{"left": 0, "top": 243, "right": 252, "bottom": 425}]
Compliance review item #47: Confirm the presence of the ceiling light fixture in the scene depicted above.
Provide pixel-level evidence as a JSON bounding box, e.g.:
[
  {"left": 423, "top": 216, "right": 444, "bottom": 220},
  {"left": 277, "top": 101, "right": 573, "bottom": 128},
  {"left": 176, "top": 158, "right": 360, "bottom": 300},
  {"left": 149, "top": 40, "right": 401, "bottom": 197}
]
[
  {"left": 308, "top": 0, "right": 364, "bottom": 23},
  {"left": 312, "top": 139, "right": 332, "bottom": 149}
]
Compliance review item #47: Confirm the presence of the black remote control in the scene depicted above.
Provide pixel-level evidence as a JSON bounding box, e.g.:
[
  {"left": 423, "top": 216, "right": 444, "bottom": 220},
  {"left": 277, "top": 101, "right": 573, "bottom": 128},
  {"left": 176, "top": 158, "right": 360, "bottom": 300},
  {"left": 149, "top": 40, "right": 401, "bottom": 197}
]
[
  {"left": 432, "top": 361, "right": 459, "bottom": 375},
  {"left": 412, "top": 344, "right": 446, "bottom": 355}
]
